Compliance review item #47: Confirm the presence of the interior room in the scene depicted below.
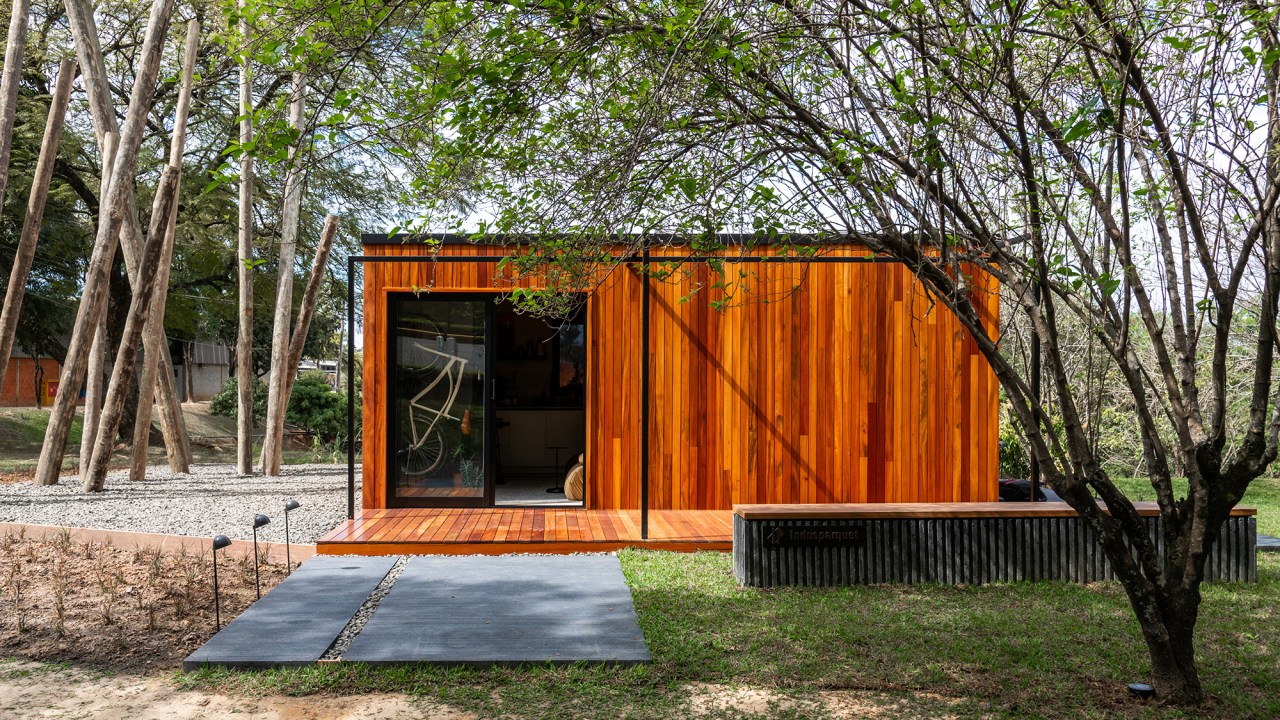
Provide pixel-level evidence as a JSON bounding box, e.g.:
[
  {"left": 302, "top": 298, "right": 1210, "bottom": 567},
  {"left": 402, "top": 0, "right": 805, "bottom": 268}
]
[{"left": 492, "top": 301, "right": 586, "bottom": 507}]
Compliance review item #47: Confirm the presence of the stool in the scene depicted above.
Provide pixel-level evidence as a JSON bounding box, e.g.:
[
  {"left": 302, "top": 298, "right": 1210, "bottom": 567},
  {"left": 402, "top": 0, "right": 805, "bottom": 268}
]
[{"left": 545, "top": 445, "right": 568, "bottom": 493}]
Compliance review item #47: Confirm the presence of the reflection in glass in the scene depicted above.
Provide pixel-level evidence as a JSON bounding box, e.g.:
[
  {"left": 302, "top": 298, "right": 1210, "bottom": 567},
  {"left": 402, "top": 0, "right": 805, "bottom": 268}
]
[{"left": 391, "top": 298, "right": 486, "bottom": 501}]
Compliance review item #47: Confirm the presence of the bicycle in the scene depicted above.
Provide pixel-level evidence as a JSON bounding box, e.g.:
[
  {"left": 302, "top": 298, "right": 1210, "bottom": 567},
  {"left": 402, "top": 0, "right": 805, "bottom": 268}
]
[{"left": 397, "top": 344, "right": 469, "bottom": 476}]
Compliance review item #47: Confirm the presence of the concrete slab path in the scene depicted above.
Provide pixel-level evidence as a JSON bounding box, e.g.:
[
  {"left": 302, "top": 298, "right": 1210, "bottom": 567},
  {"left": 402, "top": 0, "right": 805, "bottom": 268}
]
[
  {"left": 184, "top": 554, "right": 650, "bottom": 670},
  {"left": 184, "top": 556, "right": 398, "bottom": 670},
  {"left": 343, "top": 555, "right": 650, "bottom": 666}
]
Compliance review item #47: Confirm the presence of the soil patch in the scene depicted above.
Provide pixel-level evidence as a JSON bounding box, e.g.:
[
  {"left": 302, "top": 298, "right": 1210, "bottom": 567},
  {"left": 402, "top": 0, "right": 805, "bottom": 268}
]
[
  {"left": 0, "top": 530, "right": 285, "bottom": 672},
  {"left": 0, "top": 660, "right": 472, "bottom": 719}
]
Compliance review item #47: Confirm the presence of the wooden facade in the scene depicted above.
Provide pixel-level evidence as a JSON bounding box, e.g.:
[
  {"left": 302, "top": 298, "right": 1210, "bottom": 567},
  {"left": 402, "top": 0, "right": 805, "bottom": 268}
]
[{"left": 361, "top": 238, "right": 1001, "bottom": 511}]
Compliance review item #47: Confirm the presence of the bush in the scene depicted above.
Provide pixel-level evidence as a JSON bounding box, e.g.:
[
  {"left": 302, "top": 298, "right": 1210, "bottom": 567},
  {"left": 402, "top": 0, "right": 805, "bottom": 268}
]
[
  {"left": 286, "top": 371, "right": 346, "bottom": 443},
  {"left": 209, "top": 376, "right": 268, "bottom": 422},
  {"left": 999, "top": 419, "right": 1031, "bottom": 479},
  {"left": 212, "top": 371, "right": 347, "bottom": 444}
]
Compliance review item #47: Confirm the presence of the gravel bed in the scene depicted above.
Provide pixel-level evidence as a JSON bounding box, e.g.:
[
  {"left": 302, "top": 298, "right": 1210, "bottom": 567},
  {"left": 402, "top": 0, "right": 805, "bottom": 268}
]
[
  {"left": 322, "top": 556, "right": 408, "bottom": 660},
  {"left": 0, "top": 463, "right": 358, "bottom": 544}
]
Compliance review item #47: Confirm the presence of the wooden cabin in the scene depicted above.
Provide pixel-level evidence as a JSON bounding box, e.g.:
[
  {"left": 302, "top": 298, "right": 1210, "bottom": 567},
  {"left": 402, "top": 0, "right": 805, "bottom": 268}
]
[{"left": 357, "top": 235, "right": 1000, "bottom": 519}]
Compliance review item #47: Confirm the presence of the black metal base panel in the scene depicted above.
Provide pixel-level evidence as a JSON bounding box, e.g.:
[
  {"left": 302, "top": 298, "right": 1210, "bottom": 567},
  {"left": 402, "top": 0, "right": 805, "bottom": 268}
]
[{"left": 732, "top": 515, "right": 1257, "bottom": 587}]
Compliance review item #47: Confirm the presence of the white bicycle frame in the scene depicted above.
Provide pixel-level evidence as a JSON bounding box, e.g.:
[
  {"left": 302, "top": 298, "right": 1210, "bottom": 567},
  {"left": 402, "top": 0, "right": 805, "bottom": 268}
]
[{"left": 405, "top": 345, "right": 469, "bottom": 451}]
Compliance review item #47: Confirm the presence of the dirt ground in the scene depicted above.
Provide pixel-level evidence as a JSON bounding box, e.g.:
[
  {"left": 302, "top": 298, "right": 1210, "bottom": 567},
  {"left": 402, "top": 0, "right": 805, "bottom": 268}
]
[
  {"left": 0, "top": 533, "right": 967, "bottom": 719},
  {"left": 0, "top": 530, "right": 285, "bottom": 671},
  {"left": 0, "top": 660, "right": 471, "bottom": 719}
]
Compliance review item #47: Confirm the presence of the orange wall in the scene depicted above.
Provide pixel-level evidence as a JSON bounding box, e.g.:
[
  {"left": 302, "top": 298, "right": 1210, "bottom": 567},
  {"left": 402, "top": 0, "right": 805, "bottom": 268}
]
[
  {"left": 362, "top": 242, "right": 1000, "bottom": 510},
  {"left": 0, "top": 357, "right": 71, "bottom": 407}
]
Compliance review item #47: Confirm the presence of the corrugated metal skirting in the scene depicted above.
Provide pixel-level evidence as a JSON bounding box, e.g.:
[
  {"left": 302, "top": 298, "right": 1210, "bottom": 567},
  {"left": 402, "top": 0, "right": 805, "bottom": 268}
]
[{"left": 733, "top": 515, "right": 1257, "bottom": 586}]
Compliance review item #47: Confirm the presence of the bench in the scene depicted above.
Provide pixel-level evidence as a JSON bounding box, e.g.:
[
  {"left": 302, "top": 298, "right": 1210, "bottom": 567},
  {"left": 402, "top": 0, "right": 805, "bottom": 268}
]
[{"left": 731, "top": 501, "right": 1257, "bottom": 587}]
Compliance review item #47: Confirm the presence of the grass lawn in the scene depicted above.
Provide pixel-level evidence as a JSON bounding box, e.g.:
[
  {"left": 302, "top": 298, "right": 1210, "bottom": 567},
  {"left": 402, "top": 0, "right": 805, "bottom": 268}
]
[
  {"left": 1110, "top": 476, "right": 1280, "bottom": 537},
  {"left": 179, "top": 550, "right": 1280, "bottom": 719}
]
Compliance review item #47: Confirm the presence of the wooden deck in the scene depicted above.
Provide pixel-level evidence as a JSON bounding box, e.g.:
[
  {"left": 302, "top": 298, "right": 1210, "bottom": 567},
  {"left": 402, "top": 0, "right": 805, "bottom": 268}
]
[{"left": 317, "top": 508, "right": 734, "bottom": 555}]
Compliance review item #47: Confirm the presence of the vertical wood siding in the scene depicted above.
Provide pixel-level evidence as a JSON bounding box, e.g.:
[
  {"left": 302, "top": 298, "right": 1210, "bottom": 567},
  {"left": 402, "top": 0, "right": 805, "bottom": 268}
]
[{"left": 362, "top": 242, "right": 1000, "bottom": 510}]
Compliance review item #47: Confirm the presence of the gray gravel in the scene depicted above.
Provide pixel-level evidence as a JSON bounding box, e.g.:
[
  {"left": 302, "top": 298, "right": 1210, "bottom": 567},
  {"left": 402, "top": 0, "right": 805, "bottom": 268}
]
[
  {"left": 322, "top": 556, "right": 407, "bottom": 660},
  {"left": 0, "top": 463, "right": 358, "bottom": 544}
]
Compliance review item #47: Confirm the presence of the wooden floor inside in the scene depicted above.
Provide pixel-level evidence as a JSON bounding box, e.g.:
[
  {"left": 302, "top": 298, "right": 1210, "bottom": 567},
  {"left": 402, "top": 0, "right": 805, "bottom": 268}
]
[{"left": 317, "top": 508, "right": 734, "bottom": 555}]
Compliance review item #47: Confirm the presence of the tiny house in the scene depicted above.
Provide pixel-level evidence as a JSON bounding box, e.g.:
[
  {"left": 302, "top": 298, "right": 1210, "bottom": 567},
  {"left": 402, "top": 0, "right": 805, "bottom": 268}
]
[{"left": 359, "top": 235, "right": 1000, "bottom": 513}]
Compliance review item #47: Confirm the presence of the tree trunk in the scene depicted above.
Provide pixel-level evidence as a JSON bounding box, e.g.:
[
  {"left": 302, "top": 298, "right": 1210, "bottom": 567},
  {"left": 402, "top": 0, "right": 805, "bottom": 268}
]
[
  {"left": 261, "top": 72, "right": 308, "bottom": 476},
  {"left": 79, "top": 131, "right": 116, "bottom": 484},
  {"left": 235, "top": 2, "right": 255, "bottom": 476},
  {"left": 84, "top": 166, "right": 179, "bottom": 491},
  {"left": 281, "top": 215, "right": 339, "bottom": 406},
  {"left": 129, "top": 19, "right": 199, "bottom": 482},
  {"left": 1122, "top": 577, "right": 1204, "bottom": 703},
  {"left": 0, "top": 58, "right": 74, "bottom": 394},
  {"left": 0, "top": 0, "right": 31, "bottom": 270},
  {"left": 63, "top": 0, "right": 191, "bottom": 475},
  {"left": 33, "top": 0, "right": 175, "bottom": 487}
]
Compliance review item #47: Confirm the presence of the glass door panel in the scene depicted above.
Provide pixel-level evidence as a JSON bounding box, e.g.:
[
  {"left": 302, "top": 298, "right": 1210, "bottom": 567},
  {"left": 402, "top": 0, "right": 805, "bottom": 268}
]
[{"left": 388, "top": 295, "right": 489, "bottom": 506}]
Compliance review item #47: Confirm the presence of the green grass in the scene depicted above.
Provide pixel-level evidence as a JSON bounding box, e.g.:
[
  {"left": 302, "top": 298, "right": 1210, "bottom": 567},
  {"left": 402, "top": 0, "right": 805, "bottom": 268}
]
[
  {"left": 178, "top": 550, "right": 1280, "bottom": 719},
  {"left": 1110, "top": 476, "right": 1280, "bottom": 537}
]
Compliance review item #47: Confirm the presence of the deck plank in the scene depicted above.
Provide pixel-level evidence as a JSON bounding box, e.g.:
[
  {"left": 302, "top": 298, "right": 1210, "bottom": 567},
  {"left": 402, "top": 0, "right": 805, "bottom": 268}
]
[{"left": 317, "top": 508, "right": 734, "bottom": 555}]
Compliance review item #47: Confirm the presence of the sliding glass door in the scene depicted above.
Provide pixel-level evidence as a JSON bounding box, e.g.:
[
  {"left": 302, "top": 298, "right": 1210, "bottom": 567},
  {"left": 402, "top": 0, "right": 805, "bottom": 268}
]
[{"left": 387, "top": 294, "right": 491, "bottom": 507}]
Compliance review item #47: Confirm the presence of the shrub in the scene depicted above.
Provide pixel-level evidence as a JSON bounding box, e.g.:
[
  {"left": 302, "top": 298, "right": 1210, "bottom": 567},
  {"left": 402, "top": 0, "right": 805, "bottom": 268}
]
[
  {"left": 286, "top": 371, "right": 345, "bottom": 443},
  {"left": 209, "top": 376, "right": 268, "bottom": 422},
  {"left": 999, "top": 420, "right": 1031, "bottom": 479}
]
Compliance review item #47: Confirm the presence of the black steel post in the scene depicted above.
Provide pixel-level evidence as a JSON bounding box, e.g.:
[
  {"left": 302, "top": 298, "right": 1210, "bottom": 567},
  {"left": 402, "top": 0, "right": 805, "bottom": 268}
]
[
  {"left": 347, "top": 255, "right": 356, "bottom": 520},
  {"left": 1030, "top": 281, "right": 1042, "bottom": 501},
  {"left": 641, "top": 240, "right": 650, "bottom": 540}
]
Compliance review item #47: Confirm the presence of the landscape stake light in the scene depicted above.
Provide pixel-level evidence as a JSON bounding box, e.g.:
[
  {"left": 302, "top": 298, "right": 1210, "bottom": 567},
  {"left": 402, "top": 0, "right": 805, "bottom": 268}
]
[
  {"left": 212, "top": 535, "right": 232, "bottom": 630},
  {"left": 252, "top": 514, "right": 270, "bottom": 599},
  {"left": 284, "top": 499, "right": 301, "bottom": 575}
]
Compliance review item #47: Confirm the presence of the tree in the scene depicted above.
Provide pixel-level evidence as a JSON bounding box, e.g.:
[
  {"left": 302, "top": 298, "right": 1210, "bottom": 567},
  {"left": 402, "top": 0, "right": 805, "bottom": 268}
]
[{"left": 315, "top": 0, "right": 1278, "bottom": 705}]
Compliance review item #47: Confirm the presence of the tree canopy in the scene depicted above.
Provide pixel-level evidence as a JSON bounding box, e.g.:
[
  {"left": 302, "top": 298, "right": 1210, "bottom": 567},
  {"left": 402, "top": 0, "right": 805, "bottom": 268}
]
[{"left": 251, "top": 0, "right": 1278, "bottom": 703}]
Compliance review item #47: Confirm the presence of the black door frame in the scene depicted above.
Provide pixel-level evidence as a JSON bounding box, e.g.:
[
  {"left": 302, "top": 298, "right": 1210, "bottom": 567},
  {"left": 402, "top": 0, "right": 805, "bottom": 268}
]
[{"left": 385, "top": 292, "right": 495, "bottom": 508}]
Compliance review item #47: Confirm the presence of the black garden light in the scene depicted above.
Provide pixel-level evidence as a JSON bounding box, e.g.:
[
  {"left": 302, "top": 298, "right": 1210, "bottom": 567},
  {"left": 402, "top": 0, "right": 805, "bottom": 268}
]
[
  {"left": 283, "top": 499, "right": 301, "bottom": 574},
  {"left": 211, "top": 534, "right": 231, "bottom": 630},
  {"left": 252, "top": 514, "right": 270, "bottom": 599}
]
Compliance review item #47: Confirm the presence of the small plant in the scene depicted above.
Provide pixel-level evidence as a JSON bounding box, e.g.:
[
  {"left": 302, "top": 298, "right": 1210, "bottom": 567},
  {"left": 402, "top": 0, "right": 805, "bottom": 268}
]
[
  {"left": 53, "top": 526, "right": 73, "bottom": 552},
  {"left": 94, "top": 560, "right": 123, "bottom": 626},
  {"left": 458, "top": 457, "right": 484, "bottom": 488},
  {"left": 147, "top": 548, "right": 165, "bottom": 580},
  {"left": 51, "top": 559, "right": 69, "bottom": 638},
  {"left": 7, "top": 564, "right": 27, "bottom": 633}
]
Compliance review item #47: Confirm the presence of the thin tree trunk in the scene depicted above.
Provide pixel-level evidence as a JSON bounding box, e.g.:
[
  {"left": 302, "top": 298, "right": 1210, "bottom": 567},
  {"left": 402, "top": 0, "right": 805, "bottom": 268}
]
[
  {"left": 62, "top": 0, "right": 190, "bottom": 473},
  {"left": 0, "top": 1, "right": 31, "bottom": 286},
  {"left": 235, "top": 2, "right": 255, "bottom": 476},
  {"left": 261, "top": 72, "right": 308, "bottom": 476},
  {"left": 84, "top": 166, "right": 179, "bottom": 491},
  {"left": 281, "top": 215, "right": 339, "bottom": 406},
  {"left": 79, "top": 131, "right": 116, "bottom": 484},
  {"left": 33, "top": 0, "right": 176, "bottom": 486},
  {"left": 0, "top": 58, "right": 75, "bottom": 395},
  {"left": 129, "top": 19, "right": 199, "bottom": 482}
]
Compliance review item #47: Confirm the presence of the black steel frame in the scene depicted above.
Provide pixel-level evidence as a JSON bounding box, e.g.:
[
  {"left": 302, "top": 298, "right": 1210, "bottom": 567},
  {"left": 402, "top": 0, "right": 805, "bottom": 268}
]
[{"left": 345, "top": 249, "right": 934, "bottom": 539}]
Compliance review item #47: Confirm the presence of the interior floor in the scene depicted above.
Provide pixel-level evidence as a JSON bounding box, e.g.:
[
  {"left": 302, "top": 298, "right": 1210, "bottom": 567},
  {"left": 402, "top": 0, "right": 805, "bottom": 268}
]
[{"left": 495, "top": 473, "right": 584, "bottom": 507}]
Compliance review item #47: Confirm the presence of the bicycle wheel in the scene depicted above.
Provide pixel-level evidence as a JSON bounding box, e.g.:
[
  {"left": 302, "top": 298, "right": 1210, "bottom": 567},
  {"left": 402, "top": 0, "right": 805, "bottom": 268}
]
[{"left": 399, "top": 428, "right": 445, "bottom": 476}]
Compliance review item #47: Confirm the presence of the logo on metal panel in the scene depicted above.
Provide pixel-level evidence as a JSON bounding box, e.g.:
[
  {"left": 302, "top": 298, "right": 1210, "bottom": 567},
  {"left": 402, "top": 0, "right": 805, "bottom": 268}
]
[{"left": 764, "top": 524, "right": 866, "bottom": 547}]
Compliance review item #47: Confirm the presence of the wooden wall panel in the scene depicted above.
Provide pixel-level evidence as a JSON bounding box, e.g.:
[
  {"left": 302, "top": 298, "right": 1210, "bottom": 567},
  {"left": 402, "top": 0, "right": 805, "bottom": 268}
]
[{"left": 362, "top": 241, "right": 1000, "bottom": 512}]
